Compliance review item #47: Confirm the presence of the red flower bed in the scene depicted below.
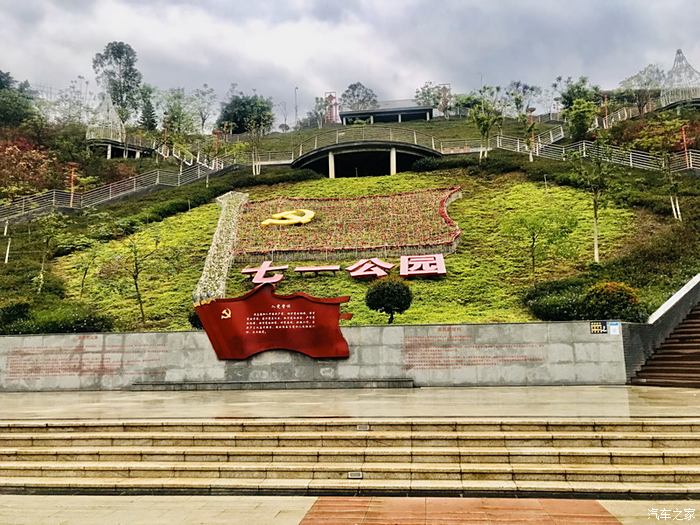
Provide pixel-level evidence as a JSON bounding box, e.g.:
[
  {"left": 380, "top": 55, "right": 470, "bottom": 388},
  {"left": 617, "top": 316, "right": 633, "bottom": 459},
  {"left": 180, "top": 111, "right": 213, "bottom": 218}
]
[{"left": 235, "top": 187, "right": 462, "bottom": 260}]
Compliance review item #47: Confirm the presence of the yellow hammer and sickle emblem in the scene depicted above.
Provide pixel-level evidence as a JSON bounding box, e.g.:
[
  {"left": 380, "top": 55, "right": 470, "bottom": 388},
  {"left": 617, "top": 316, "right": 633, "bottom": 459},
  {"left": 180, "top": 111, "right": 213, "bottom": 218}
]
[
  {"left": 221, "top": 308, "right": 231, "bottom": 319},
  {"left": 261, "top": 209, "right": 315, "bottom": 227}
]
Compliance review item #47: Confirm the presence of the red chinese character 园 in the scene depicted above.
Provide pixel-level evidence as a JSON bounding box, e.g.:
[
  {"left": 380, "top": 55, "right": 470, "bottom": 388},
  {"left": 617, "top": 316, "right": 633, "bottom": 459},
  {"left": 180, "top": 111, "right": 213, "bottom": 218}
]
[
  {"left": 400, "top": 254, "right": 447, "bottom": 278},
  {"left": 346, "top": 258, "right": 394, "bottom": 279},
  {"left": 241, "top": 261, "right": 289, "bottom": 284}
]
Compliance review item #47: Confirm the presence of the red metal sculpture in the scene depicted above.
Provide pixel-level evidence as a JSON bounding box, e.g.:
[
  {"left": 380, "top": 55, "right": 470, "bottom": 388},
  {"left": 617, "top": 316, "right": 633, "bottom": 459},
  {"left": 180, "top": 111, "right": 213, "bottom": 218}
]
[{"left": 196, "top": 284, "right": 352, "bottom": 360}]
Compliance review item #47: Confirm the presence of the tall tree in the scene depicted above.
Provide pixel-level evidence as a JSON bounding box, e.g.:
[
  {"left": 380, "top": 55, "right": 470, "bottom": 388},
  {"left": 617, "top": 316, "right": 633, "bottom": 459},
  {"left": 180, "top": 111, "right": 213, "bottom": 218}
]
[
  {"left": 191, "top": 83, "right": 217, "bottom": 132},
  {"left": 0, "top": 70, "right": 15, "bottom": 90},
  {"left": 505, "top": 81, "right": 541, "bottom": 117},
  {"left": 161, "top": 88, "right": 195, "bottom": 136},
  {"left": 307, "top": 97, "right": 330, "bottom": 129},
  {"left": 217, "top": 87, "right": 274, "bottom": 135},
  {"left": 92, "top": 41, "right": 143, "bottom": 122},
  {"left": 414, "top": 81, "right": 441, "bottom": 107},
  {"left": 553, "top": 76, "right": 601, "bottom": 110},
  {"left": 471, "top": 86, "right": 504, "bottom": 159},
  {"left": 569, "top": 138, "right": 620, "bottom": 263},
  {"left": 138, "top": 84, "right": 158, "bottom": 131},
  {"left": 340, "top": 82, "right": 378, "bottom": 111}
]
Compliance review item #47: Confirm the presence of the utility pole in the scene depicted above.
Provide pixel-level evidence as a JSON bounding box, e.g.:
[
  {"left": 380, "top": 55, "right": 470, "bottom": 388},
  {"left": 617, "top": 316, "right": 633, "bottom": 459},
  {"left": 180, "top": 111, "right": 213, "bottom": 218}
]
[{"left": 294, "top": 87, "right": 299, "bottom": 129}]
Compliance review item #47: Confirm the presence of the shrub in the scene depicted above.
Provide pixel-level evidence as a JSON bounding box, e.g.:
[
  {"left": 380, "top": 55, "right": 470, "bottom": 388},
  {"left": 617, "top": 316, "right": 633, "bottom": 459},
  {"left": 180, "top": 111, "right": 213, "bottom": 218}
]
[
  {"left": 3, "top": 302, "right": 114, "bottom": 334},
  {"left": 0, "top": 297, "right": 31, "bottom": 325},
  {"left": 525, "top": 279, "right": 648, "bottom": 322},
  {"left": 188, "top": 308, "right": 203, "bottom": 329},
  {"left": 524, "top": 278, "right": 589, "bottom": 321},
  {"left": 365, "top": 276, "right": 413, "bottom": 324},
  {"left": 579, "top": 281, "right": 648, "bottom": 322}
]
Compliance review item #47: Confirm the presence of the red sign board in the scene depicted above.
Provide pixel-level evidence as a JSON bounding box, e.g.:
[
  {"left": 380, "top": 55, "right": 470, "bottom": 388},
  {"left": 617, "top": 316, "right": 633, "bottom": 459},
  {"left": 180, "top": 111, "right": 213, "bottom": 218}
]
[{"left": 195, "top": 284, "right": 352, "bottom": 360}]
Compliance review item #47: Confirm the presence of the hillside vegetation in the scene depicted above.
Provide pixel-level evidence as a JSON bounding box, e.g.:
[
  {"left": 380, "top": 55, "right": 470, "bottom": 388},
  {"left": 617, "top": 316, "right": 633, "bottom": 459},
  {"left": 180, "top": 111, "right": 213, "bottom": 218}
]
[{"left": 54, "top": 169, "right": 637, "bottom": 330}]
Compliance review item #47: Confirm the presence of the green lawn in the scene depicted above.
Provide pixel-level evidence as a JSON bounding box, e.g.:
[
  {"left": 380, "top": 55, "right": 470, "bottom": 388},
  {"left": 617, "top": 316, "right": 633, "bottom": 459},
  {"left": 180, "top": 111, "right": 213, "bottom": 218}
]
[{"left": 54, "top": 170, "right": 637, "bottom": 331}]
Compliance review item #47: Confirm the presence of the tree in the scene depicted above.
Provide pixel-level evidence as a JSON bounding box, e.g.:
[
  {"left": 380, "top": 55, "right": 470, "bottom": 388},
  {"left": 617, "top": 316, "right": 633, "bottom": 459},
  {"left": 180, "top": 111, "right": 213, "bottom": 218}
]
[
  {"left": 502, "top": 200, "right": 577, "bottom": 283},
  {"left": 414, "top": 81, "right": 441, "bottom": 107},
  {"left": 454, "top": 93, "right": 479, "bottom": 117},
  {"left": 307, "top": 96, "right": 330, "bottom": 129},
  {"left": 278, "top": 123, "right": 290, "bottom": 133},
  {"left": 340, "top": 82, "right": 378, "bottom": 111},
  {"left": 138, "top": 84, "right": 157, "bottom": 131},
  {"left": 161, "top": 88, "right": 195, "bottom": 136},
  {"left": 569, "top": 138, "right": 620, "bottom": 263},
  {"left": 192, "top": 83, "right": 217, "bottom": 132},
  {"left": 563, "top": 99, "right": 598, "bottom": 141},
  {"left": 0, "top": 88, "right": 34, "bottom": 127},
  {"left": 0, "top": 139, "right": 59, "bottom": 200},
  {"left": 0, "top": 70, "right": 14, "bottom": 90},
  {"left": 471, "top": 86, "right": 504, "bottom": 159},
  {"left": 217, "top": 87, "right": 274, "bottom": 135},
  {"left": 553, "top": 76, "right": 601, "bottom": 109},
  {"left": 32, "top": 213, "right": 66, "bottom": 294},
  {"left": 98, "top": 230, "right": 160, "bottom": 325},
  {"left": 619, "top": 64, "right": 666, "bottom": 115},
  {"left": 365, "top": 276, "right": 413, "bottom": 324},
  {"left": 92, "top": 41, "right": 143, "bottom": 122},
  {"left": 505, "top": 81, "right": 541, "bottom": 117},
  {"left": 54, "top": 76, "right": 92, "bottom": 125}
]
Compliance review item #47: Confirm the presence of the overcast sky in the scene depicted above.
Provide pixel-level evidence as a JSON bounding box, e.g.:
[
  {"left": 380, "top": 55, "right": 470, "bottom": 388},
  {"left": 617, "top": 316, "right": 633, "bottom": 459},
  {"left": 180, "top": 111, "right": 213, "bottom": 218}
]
[{"left": 1, "top": 0, "right": 699, "bottom": 121}]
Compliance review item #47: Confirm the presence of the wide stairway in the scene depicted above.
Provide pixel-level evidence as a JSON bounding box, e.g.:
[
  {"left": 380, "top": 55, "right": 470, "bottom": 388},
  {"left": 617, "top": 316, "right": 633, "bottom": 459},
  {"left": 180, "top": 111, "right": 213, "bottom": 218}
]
[
  {"left": 0, "top": 418, "right": 699, "bottom": 497},
  {"left": 633, "top": 304, "right": 700, "bottom": 387}
]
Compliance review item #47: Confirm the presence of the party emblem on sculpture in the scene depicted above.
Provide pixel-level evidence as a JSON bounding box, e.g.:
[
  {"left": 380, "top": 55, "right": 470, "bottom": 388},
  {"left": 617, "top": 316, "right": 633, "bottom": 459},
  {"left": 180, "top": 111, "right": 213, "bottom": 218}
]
[{"left": 261, "top": 209, "right": 315, "bottom": 227}]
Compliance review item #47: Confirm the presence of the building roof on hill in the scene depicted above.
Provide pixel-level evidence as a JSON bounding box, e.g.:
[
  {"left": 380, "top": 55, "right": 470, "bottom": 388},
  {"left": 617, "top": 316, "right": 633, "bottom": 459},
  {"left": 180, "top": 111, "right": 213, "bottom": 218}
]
[{"left": 340, "top": 99, "right": 433, "bottom": 116}]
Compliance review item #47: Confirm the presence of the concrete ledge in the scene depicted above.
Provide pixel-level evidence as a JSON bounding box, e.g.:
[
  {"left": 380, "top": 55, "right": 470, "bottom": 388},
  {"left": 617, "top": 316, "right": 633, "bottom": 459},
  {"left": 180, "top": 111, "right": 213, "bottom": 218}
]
[{"left": 130, "top": 379, "right": 414, "bottom": 391}]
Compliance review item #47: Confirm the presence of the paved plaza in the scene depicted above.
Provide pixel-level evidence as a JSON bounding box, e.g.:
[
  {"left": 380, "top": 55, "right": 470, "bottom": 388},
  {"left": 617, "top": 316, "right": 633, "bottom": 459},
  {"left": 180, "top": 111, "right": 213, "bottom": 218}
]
[{"left": 0, "top": 385, "right": 698, "bottom": 420}]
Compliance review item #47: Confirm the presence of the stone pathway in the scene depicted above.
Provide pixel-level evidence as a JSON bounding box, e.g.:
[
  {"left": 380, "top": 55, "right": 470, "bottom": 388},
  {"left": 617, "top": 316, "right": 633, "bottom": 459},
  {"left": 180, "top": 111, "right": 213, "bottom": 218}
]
[{"left": 0, "top": 495, "right": 696, "bottom": 524}]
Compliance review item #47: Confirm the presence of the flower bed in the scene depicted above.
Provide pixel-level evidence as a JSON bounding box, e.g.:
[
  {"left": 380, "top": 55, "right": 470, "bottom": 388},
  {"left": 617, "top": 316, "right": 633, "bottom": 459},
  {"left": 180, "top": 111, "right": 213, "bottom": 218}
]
[{"left": 235, "top": 187, "right": 462, "bottom": 261}]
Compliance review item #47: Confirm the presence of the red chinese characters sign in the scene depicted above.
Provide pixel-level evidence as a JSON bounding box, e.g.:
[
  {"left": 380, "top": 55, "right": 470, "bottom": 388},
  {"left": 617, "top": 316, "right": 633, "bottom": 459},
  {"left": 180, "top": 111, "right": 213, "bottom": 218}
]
[{"left": 196, "top": 284, "right": 352, "bottom": 360}]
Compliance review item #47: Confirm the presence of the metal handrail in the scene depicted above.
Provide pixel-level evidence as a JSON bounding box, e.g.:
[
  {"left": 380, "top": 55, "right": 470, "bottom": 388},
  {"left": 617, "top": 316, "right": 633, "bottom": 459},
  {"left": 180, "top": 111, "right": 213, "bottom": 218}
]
[
  {"left": 296, "top": 126, "right": 440, "bottom": 157},
  {"left": 0, "top": 160, "right": 231, "bottom": 223}
]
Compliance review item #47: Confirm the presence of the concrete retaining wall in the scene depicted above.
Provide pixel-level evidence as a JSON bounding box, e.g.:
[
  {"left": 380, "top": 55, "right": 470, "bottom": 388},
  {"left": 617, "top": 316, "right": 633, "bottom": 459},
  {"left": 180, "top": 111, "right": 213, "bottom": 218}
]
[{"left": 0, "top": 321, "right": 626, "bottom": 391}]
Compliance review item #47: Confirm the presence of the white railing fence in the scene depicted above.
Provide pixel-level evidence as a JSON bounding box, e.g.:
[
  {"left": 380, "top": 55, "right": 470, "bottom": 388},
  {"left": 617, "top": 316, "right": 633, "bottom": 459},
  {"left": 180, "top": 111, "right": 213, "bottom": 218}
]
[{"left": 0, "top": 159, "right": 233, "bottom": 224}]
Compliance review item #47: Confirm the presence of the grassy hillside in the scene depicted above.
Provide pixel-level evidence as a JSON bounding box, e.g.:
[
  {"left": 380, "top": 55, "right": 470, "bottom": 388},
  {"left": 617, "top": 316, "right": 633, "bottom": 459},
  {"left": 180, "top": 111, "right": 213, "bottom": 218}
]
[{"left": 54, "top": 170, "right": 637, "bottom": 330}]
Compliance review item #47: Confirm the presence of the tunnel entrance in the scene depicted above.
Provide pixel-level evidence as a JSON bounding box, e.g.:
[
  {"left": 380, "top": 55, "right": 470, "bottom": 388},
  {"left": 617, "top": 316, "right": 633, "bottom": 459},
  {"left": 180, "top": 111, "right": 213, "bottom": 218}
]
[{"left": 302, "top": 149, "right": 427, "bottom": 177}]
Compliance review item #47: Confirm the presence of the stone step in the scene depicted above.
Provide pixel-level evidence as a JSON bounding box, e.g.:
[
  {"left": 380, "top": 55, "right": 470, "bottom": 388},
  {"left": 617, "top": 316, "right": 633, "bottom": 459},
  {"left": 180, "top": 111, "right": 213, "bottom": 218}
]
[
  {"left": 1, "top": 431, "right": 698, "bottom": 448},
  {"left": 637, "top": 369, "right": 700, "bottom": 377},
  {"left": 2, "top": 446, "right": 698, "bottom": 465},
  {"left": 0, "top": 476, "right": 697, "bottom": 496},
  {"left": 0, "top": 461, "right": 698, "bottom": 482},
  {"left": 632, "top": 377, "right": 700, "bottom": 388},
  {"left": 1, "top": 419, "right": 697, "bottom": 434}
]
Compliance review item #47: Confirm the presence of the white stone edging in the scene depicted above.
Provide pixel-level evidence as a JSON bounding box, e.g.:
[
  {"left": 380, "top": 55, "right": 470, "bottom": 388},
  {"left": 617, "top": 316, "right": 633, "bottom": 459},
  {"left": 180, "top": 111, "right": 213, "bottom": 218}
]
[{"left": 647, "top": 273, "right": 700, "bottom": 324}]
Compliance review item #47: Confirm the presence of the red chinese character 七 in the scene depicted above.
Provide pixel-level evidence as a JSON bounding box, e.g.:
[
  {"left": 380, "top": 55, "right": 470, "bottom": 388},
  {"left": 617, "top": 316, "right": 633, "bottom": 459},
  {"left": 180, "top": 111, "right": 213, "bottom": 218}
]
[
  {"left": 241, "top": 261, "right": 289, "bottom": 284},
  {"left": 400, "top": 254, "right": 447, "bottom": 278},
  {"left": 346, "top": 258, "right": 394, "bottom": 279}
]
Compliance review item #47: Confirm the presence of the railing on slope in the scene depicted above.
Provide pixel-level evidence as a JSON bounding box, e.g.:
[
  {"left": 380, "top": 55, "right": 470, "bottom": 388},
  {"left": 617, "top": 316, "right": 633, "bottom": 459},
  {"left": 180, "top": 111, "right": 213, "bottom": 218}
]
[
  {"left": 0, "top": 160, "right": 232, "bottom": 224},
  {"left": 296, "top": 126, "right": 441, "bottom": 157},
  {"left": 494, "top": 132, "right": 699, "bottom": 173}
]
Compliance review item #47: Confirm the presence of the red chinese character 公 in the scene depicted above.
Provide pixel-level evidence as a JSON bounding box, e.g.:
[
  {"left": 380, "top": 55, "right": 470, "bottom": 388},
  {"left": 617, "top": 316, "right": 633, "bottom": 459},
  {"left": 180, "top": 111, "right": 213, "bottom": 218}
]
[
  {"left": 346, "top": 258, "right": 394, "bottom": 279},
  {"left": 241, "top": 261, "right": 289, "bottom": 284},
  {"left": 400, "top": 254, "right": 447, "bottom": 278}
]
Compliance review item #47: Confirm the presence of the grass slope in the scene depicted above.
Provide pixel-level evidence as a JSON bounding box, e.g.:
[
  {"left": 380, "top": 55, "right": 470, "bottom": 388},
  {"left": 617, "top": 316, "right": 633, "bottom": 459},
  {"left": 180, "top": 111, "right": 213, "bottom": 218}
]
[{"left": 54, "top": 171, "right": 636, "bottom": 331}]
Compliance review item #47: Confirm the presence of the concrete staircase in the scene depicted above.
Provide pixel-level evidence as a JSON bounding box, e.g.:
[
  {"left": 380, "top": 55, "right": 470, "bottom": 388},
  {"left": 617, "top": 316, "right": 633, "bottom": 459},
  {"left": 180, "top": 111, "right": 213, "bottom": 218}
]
[
  {"left": 0, "top": 418, "right": 699, "bottom": 497},
  {"left": 633, "top": 304, "right": 700, "bottom": 387}
]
